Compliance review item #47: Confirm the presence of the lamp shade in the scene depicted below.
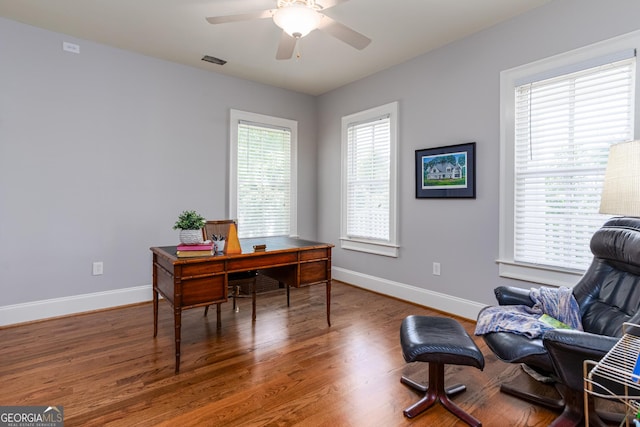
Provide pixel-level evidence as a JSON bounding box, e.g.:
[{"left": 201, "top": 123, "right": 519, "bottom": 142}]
[
  {"left": 273, "top": 4, "right": 321, "bottom": 38},
  {"left": 599, "top": 140, "right": 640, "bottom": 216}
]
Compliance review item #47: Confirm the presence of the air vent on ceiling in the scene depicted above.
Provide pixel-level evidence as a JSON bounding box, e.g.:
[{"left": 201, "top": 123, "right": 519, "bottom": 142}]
[{"left": 202, "top": 55, "right": 227, "bottom": 66}]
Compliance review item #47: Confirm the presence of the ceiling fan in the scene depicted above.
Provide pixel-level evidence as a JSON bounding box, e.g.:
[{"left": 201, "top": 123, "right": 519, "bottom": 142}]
[{"left": 206, "top": 0, "right": 371, "bottom": 60}]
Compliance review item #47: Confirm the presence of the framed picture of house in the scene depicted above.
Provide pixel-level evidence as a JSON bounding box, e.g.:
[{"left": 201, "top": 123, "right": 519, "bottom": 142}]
[{"left": 415, "top": 142, "right": 476, "bottom": 198}]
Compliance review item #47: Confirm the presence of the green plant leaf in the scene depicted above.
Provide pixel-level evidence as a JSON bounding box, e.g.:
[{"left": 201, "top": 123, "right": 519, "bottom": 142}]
[{"left": 173, "top": 210, "right": 206, "bottom": 230}]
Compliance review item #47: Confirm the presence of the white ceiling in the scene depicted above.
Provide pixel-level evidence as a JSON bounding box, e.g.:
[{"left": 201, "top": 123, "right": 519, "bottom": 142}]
[{"left": 0, "top": 0, "right": 551, "bottom": 96}]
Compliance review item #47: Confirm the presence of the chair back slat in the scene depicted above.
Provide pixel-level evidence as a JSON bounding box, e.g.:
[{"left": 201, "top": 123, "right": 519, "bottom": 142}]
[{"left": 202, "top": 220, "right": 236, "bottom": 241}]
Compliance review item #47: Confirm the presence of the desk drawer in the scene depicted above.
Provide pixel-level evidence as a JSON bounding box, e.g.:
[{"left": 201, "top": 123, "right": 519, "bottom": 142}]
[
  {"left": 299, "top": 260, "right": 329, "bottom": 286},
  {"left": 181, "top": 275, "right": 226, "bottom": 306},
  {"left": 180, "top": 260, "right": 225, "bottom": 277},
  {"left": 300, "top": 248, "right": 329, "bottom": 261},
  {"left": 228, "top": 252, "right": 297, "bottom": 271}
]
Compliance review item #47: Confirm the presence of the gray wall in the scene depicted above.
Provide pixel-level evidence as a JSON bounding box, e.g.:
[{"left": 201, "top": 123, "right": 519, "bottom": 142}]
[
  {"left": 0, "top": 17, "right": 317, "bottom": 307},
  {"left": 316, "top": 0, "right": 640, "bottom": 309},
  {"left": 3, "top": 0, "right": 640, "bottom": 322}
]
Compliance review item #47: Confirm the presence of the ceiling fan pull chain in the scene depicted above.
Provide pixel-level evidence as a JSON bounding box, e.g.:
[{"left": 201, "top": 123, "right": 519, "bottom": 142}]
[{"left": 295, "top": 39, "right": 303, "bottom": 61}]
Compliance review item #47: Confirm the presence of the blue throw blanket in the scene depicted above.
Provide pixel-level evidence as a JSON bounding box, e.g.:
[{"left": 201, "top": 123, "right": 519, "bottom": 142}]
[{"left": 475, "top": 286, "right": 583, "bottom": 338}]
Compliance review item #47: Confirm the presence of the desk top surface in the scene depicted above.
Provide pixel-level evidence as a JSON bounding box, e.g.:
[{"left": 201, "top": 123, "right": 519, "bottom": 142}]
[{"left": 151, "top": 236, "right": 333, "bottom": 262}]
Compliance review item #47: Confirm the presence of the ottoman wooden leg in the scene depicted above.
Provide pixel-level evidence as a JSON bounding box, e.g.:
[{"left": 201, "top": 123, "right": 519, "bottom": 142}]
[
  {"left": 402, "top": 362, "right": 482, "bottom": 427},
  {"left": 401, "top": 375, "right": 466, "bottom": 396}
]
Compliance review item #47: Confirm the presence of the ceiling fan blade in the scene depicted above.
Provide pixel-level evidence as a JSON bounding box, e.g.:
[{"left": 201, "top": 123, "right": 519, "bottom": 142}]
[
  {"left": 317, "top": 0, "right": 350, "bottom": 9},
  {"left": 206, "top": 10, "right": 273, "bottom": 25},
  {"left": 276, "top": 31, "right": 297, "bottom": 60},
  {"left": 317, "top": 16, "right": 371, "bottom": 50}
]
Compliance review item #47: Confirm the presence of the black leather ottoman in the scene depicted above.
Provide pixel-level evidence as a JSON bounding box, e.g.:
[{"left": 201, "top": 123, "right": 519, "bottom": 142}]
[{"left": 400, "top": 315, "right": 485, "bottom": 426}]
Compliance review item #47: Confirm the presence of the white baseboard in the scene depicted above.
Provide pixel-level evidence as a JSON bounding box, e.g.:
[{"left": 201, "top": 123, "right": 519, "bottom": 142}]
[
  {"left": 0, "top": 285, "right": 152, "bottom": 327},
  {"left": 1, "top": 270, "right": 486, "bottom": 327},
  {"left": 332, "top": 267, "right": 486, "bottom": 321}
]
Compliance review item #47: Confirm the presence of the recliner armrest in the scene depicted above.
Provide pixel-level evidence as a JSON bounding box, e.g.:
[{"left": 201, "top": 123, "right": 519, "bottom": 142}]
[
  {"left": 543, "top": 329, "right": 619, "bottom": 392},
  {"left": 494, "top": 286, "right": 534, "bottom": 306},
  {"left": 543, "top": 329, "right": 618, "bottom": 355}
]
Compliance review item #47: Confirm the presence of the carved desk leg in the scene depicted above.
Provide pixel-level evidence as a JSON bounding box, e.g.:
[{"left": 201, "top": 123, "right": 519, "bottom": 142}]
[
  {"left": 153, "top": 289, "right": 158, "bottom": 337},
  {"left": 326, "top": 281, "right": 331, "bottom": 327},
  {"left": 174, "top": 307, "right": 181, "bottom": 373}
]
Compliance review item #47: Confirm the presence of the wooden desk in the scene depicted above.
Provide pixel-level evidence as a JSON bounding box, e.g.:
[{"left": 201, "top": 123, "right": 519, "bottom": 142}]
[{"left": 151, "top": 237, "right": 333, "bottom": 373}]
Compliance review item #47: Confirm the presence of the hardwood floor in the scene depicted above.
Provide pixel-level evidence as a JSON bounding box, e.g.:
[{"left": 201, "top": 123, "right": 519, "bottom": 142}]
[{"left": 0, "top": 281, "right": 562, "bottom": 426}]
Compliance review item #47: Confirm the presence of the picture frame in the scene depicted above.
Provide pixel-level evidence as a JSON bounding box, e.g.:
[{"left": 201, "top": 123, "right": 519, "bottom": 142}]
[{"left": 415, "top": 142, "right": 476, "bottom": 199}]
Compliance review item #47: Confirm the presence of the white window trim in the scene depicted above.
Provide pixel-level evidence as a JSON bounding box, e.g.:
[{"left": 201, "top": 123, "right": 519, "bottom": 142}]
[
  {"left": 229, "top": 109, "right": 298, "bottom": 238},
  {"left": 340, "top": 101, "right": 399, "bottom": 257},
  {"left": 498, "top": 30, "right": 640, "bottom": 287}
]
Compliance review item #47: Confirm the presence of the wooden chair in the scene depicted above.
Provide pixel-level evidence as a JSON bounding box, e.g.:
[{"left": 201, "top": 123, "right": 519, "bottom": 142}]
[{"left": 202, "top": 220, "right": 257, "bottom": 324}]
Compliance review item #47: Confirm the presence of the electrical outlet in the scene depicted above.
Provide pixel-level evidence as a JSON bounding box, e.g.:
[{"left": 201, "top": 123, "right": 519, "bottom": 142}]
[
  {"left": 92, "top": 261, "right": 103, "bottom": 276},
  {"left": 433, "top": 262, "right": 441, "bottom": 276}
]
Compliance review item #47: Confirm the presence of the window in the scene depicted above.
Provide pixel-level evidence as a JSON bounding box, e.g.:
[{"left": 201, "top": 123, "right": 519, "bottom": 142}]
[
  {"left": 499, "top": 34, "right": 637, "bottom": 287},
  {"left": 229, "top": 110, "right": 297, "bottom": 238},
  {"left": 341, "top": 102, "right": 399, "bottom": 257}
]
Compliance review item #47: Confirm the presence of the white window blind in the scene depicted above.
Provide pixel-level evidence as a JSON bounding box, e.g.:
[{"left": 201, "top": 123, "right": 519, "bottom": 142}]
[
  {"left": 236, "top": 120, "right": 292, "bottom": 238},
  {"left": 346, "top": 115, "right": 391, "bottom": 241},
  {"left": 513, "top": 56, "right": 635, "bottom": 270}
]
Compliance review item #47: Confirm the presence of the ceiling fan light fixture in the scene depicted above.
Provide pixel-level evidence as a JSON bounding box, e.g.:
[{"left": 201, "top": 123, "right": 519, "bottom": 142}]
[{"left": 273, "top": 4, "right": 322, "bottom": 38}]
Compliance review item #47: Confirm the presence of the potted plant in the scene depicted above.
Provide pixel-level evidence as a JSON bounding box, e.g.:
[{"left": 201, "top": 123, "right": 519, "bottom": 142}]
[{"left": 173, "top": 210, "right": 206, "bottom": 244}]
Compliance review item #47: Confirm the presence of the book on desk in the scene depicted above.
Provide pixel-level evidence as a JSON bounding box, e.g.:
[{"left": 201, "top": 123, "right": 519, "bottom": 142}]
[{"left": 176, "top": 242, "right": 214, "bottom": 257}]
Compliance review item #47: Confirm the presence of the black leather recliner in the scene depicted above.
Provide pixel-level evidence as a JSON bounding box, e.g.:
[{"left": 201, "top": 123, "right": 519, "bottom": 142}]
[{"left": 481, "top": 217, "right": 640, "bottom": 427}]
